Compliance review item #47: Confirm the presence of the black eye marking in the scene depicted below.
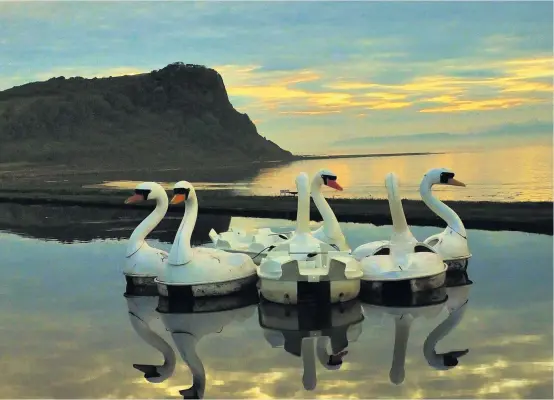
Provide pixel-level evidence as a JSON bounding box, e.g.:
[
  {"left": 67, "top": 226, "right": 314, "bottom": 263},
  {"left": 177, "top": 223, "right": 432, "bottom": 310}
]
[
  {"left": 321, "top": 174, "right": 337, "bottom": 184},
  {"left": 173, "top": 187, "right": 190, "bottom": 199},
  {"left": 134, "top": 189, "right": 152, "bottom": 200},
  {"left": 439, "top": 172, "right": 455, "bottom": 184}
]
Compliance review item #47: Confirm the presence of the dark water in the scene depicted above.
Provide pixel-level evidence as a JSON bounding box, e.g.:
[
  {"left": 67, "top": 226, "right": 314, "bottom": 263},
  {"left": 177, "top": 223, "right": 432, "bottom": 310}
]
[{"left": 0, "top": 204, "right": 552, "bottom": 398}]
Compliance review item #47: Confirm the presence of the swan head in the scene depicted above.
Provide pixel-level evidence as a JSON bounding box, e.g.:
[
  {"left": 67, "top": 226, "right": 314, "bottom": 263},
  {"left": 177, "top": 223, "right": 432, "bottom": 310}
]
[
  {"left": 295, "top": 172, "right": 311, "bottom": 191},
  {"left": 125, "top": 182, "right": 167, "bottom": 204},
  {"left": 312, "top": 169, "right": 343, "bottom": 191},
  {"left": 133, "top": 363, "right": 173, "bottom": 383},
  {"left": 422, "top": 168, "right": 466, "bottom": 188},
  {"left": 170, "top": 181, "right": 196, "bottom": 205},
  {"left": 434, "top": 349, "right": 470, "bottom": 369}
]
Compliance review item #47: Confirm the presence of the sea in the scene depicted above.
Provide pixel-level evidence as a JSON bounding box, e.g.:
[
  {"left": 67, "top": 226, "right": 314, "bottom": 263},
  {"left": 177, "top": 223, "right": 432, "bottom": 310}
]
[
  {"left": 0, "top": 204, "right": 552, "bottom": 398},
  {"left": 96, "top": 145, "right": 553, "bottom": 202}
]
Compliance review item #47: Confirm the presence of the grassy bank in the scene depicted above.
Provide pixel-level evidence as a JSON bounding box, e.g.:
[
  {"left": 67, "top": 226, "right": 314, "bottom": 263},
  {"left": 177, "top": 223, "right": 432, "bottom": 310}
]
[{"left": 0, "top": 187, "right": 551, "bottom": 235}]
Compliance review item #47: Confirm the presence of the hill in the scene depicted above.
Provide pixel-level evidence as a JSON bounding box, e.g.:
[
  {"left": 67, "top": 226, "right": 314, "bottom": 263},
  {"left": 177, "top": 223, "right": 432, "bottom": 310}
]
[{"left": 0, "top": 62, "right": 294, "bottom": 169}]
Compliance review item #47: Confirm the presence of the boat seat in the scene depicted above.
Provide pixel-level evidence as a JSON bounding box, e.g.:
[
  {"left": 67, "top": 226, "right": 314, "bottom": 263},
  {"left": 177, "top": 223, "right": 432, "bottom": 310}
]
[{"left": 280, "top": 260, "right": 303, "bottom": 281}]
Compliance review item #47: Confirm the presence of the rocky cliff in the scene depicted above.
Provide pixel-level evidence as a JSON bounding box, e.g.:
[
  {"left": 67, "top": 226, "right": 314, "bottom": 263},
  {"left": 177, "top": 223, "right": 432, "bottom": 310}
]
[{"left": 0, "top": 62, "right": 293, "bottom": 168}]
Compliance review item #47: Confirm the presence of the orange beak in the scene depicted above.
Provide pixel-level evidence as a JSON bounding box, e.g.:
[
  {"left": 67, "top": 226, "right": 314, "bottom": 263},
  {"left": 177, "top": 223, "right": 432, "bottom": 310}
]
[
  {"left": 325, "top": 180, "right": 343, "bottom": 191},
  {"left": 125, "top": 194, "right": 143, "bottom": 204},
  {"left": 447, "top": 178, "right": 466, "bottom": 187},
  {"left": 170, "top": 194, "right": 186, "bottom": 205}
]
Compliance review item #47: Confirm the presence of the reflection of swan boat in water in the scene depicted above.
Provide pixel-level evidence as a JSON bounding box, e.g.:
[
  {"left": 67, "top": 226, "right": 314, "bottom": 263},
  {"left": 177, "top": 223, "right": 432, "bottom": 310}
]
[
  {"left": 258, "top": 299, "right": 364, "bottom": 391},
  {"left": 123, "top": 293, "right": 177, "bottom": 383},
  {"left": 157, "top": 292, "right": 259, "bottom": 399},
  {"left": 425, "top": 270, "right": 472, "bottom": 370},
  {"left": 363, "top": 270, "right": 472, "bottom": 385}
]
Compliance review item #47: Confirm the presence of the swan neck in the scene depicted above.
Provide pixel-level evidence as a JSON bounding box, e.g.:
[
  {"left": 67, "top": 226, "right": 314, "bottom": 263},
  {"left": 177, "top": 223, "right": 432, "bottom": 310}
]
[
  {"left": 420, "top": 181, "right": 466, "bottom": 236},
  {"left": 423, "top": 303, "right": 468, "bottom": 362},
  {"left": 311, "top": 181, "right": 340, "bottom": 239},
  {"left": 296, "top": 179, "right": 311, "bottom": 234},
  {"left": 315, "top": 336, "right": 331, "bottom": 366},
  {"left": 168, "top": 196, "right": 197, "bottom": 265},
  {"left": 301, "top": 337, "right": 317, "bottom": 390},
  {"left": 128, "top": 313, "right": 177, "bottom": 373},
  {"left": 127, "top": 196, "right": 168, "bottom": 256},
  {"left": 390, "top": 316, "right": 412, "bottom": 385},
  {"left": 386, "top": 175, "right": 410, "bottom": 236},
  {"left": 174, "top": 333, "right": 205, "bottom": 396}
]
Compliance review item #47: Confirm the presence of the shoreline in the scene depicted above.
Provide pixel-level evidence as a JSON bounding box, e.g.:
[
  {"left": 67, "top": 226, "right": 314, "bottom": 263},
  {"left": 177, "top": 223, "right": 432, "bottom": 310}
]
[
  {"left": 0, "top": 189, "right": 551, "bottom": 235},
  {"left": 297, "top": 151, "right": 442, "bottom": 160}
]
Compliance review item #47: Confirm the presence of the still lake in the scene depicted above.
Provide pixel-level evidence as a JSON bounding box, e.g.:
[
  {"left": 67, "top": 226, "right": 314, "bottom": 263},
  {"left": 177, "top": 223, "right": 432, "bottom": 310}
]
[
  {"left": 96, "top": 145, "right": 553, "bottom": 202},
  {"left": 0, "top": 204, "right": 552, "bottom": 399}
]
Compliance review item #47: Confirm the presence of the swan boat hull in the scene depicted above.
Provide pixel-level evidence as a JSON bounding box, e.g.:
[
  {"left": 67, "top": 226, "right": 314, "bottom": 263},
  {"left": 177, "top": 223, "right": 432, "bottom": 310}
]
[
  {"left": 125, "top": 275, "right": 160, "bottom": 296},
  {"left": 257, "top": 250, "right": 363, "bottom": 305},
  {"left": 359, "top": 268, "right": 447, "bottom": 302},
  {"left": 155, "top": 274, "right": 259, "bottom": 299},
  {"left": 259, "top": 279, "right": 361, "bottom": 305},
  {"left": 444, "top": 256, "right": 470, "bottom": 271}
]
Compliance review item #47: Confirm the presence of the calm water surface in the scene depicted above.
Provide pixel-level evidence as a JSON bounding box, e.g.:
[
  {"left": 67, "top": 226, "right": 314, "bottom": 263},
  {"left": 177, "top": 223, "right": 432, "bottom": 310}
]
[
  {"left": 0, "top": 205, "right": 552, "bottom": 398},
  {"left": 96, "top": 146, "right": 553, "bottom": 202}
]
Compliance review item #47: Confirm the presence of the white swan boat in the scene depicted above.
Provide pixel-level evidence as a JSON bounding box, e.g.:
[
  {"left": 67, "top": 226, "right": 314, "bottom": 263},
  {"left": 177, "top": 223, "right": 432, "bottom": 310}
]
[
  {"left": 124, "top": 293, "right": 177, "bottom": 384},
  {"left": 155, "top": 181, "right": 258, "bottom": 299},
  {"left": 258, "top": 299, "right": 364, "bottom": 391},
  {"left": 420, "top": 168, "right": 472, "bottom": 270},
  {"left": 123, "top": 182, "right": 169, "bottom": 288},
  {"left": 353, "top": 173, "right": 447, "bottom": 296},
  {"left": 158, "top": 294, "right": 258, "bottom": 399},
  {"left": 208, "top": 169, "right": 348, "bottom": 261},
  {"left": 257, "top": 172, "right": 362, "bottom": 305}
]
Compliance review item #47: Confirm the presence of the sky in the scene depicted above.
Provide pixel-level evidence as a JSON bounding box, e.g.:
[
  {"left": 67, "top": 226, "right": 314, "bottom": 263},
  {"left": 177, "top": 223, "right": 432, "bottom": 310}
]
[{"left": 0, "top": 1, "right": 552, "bottom": 155}]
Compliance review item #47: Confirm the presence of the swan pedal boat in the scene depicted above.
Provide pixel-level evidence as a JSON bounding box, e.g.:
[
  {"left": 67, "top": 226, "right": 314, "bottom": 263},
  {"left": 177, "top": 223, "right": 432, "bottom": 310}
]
[
  {"left": 354, "top": 173, "right": 448, "bottom": 297},
  {"left": 353, "top": 168, "right": 471, "bottom": 271},
  {"left": 155, "top": 181, "right": 259, "bottom": 299},
  {"left": 257, "top": 172, "right": 363, "bottom": 305},
  {"left": 208, "top": 169, "right": 350, "bottom": 261}
]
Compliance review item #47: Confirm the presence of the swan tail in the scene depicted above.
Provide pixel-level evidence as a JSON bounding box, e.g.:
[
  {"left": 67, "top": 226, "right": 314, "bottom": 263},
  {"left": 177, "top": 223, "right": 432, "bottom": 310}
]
[
  {"left": 385, "top": 173, "right": 411, "bottom": 236},
  {"left": 208, "top": 229, "right": 218, "bottom": 244}
]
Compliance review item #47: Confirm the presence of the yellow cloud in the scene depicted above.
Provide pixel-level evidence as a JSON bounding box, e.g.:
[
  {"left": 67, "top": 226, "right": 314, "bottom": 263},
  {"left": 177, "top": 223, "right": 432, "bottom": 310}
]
[
  {"left": 215, "top": 55, "right": 552, "bottom": 117},
  {"left": 419, "top": 97, "right": 535, "bottom": 113},
  {"left": 279, "top": 110, "right": 342, "bottom": 115}
]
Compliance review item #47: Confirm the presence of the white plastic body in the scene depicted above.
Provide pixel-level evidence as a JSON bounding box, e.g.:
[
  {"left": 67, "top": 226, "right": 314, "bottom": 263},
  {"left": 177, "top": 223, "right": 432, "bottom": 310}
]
[
  {"left": 423, "top": 227, "right": 471, "bottom": 262},
  {"left": 420, "top": 169, "right": 471, "bottom": 262},
  {"left": 352, "top": 173, "right": 447, "bottom": 282},
  {"left": 124, "top": 182, "right": 169, "bottom": 278},
  {"left": 124, "top": 242, "right": 168, "bottom": 278},
  {"left": 156, "top": 182, "right": 257, "bottom": 294},
  {"left": 256, "top": 173, "right": 362, "bottom": 304},
  {"left": 208, "top": 170, "right": 350, "bottom": 256}
]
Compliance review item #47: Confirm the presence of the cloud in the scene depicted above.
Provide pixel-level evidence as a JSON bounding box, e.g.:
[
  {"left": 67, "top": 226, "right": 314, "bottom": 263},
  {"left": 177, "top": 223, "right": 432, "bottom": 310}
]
[
  {"left": 213, "top": 54, "right": 552, "bottom": 119},
  {"left": 0, "top": 1, "right": 552, "bottom": 153},
  {"left": 332, "top": 120, "right": 553, "bottom": 148}
]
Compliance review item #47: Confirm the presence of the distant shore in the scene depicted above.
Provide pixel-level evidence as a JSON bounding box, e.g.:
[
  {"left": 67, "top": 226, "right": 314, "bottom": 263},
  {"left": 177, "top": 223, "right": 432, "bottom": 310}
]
[
  {"left": 0, "top": 188, "right": 551, "bottom": 235},
  {"left": 297, "top": 151, "right": 442, "bottom": 160}
]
